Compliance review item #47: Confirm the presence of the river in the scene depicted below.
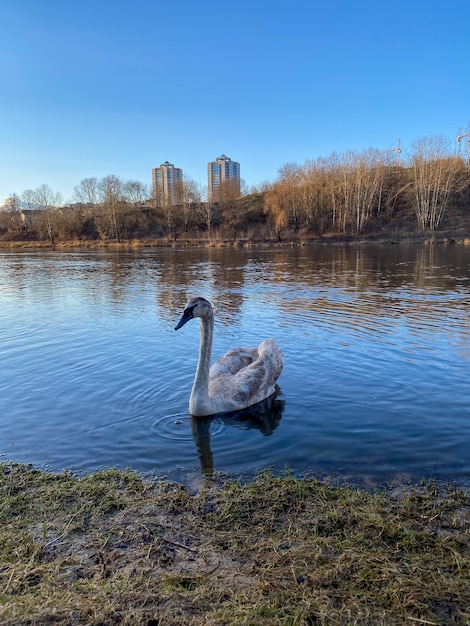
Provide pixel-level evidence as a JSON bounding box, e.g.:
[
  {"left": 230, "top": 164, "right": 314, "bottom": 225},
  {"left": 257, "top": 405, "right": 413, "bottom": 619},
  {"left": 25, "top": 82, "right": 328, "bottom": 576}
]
[{"left": 1, "top": 244, "right": 469, "bottom": 489}]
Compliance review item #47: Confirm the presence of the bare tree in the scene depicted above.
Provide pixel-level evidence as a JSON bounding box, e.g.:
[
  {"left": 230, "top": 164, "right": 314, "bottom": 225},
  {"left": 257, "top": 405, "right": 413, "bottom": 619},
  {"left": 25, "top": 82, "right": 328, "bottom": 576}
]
[
  {"left": 34, "top": 184, "right": 63, "bottom": 244},
  {"left": 453, "top": 156, "right": 470, "bottom": 213},
  {"left": 161, "top": 200, "right": 183, "bottom": 241},
  {"left": 2, "top": 193, "right": 24, "bottom": 235},
  {"left": 239, "top": 178, "right": 249, "bottom": 196},
  {"left": 71, "top": 177, "right": 100, "bottom": 238},
  {"left": 277, "top": 162, "right": 301, "bottom": 233},
  {"left": 97, "top": 175, "right": 124, "bottom": 241},
  {"left": 173, "top": 177, "right": 201, "bottom": 235},
  {"left": 263, "top": 181, "right": 289, "bottom": 240},
  {"left": 349, "top": 149, "right": 388, "bottom": 234},
  {"left": 21, "top": 189, "right": 38, "bottom": 232},
  {"left": 317, "top": 150, "right": 391, "bottom": 234},
  {"left": 263, "top": 163, "right": 302, "bottom": 239},
  {"left": 409, "top": 136, "right": 461, "bottom": 230},
  {"left": 296, "top": 160, "right": 326, "bottom": 234},
  {"left": 216, "top": 179, "right": 244, "bottom": 239},
  {"left": 197, "top": 185, "right": 216, "bottom": 237},
  {"left": 73, "top": 177, "right": 100, "bottom": 207},
  {"left": 124, "top": 180, "right": 148, "bottom": 208}
]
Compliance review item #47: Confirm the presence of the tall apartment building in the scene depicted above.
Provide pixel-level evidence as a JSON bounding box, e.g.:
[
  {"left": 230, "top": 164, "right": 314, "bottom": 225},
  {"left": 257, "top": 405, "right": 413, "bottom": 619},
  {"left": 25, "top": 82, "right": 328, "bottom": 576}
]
[
  {"left": 207, "top": 154, "right": 240, "bottom": 202},
  {"left": 152, "top": 161, "right": 183, "bottom": 205}
]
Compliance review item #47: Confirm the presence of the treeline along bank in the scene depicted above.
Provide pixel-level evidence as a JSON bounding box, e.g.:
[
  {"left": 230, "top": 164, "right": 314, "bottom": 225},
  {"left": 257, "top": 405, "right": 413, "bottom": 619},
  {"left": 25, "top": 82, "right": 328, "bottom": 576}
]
[{"left": 1, "top": 137, "right": 470, "bottom": 245}]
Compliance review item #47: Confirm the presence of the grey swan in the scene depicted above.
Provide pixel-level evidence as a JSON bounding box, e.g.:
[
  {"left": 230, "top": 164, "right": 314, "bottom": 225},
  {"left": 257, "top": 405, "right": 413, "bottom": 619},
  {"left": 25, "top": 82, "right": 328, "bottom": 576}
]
[{"left": 175, "top": 297, "right": 284, "bottom": 417}]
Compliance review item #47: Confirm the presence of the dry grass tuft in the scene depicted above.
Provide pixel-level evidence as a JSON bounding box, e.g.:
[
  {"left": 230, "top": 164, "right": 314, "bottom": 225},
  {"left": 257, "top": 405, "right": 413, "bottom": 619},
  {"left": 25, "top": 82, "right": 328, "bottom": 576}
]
[{"left": 1, "top": 464, "right": 469, "bottom": 625}]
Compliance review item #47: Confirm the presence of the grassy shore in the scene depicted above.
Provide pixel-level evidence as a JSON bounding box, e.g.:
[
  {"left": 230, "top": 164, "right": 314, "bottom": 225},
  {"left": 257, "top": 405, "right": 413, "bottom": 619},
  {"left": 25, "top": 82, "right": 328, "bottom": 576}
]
[
  {"left": 1, "top": 463, "right": 469, "bottom": 625},
  {"left": 1, "top": 228, "right": 470, "bottom": 251}
]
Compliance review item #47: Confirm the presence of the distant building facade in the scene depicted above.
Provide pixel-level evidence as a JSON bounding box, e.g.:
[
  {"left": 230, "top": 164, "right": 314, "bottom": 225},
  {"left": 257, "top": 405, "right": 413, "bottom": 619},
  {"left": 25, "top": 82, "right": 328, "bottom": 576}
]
[
  {"left": 152, "top": 161, "right": 183, "bottom": 205},
  {"left": 207, "top": 154, "right": 240, "bottom": 202}
]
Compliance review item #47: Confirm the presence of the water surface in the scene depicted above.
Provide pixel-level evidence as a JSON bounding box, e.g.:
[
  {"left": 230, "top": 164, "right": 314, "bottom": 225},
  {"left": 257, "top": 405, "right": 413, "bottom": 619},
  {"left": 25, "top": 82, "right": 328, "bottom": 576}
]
[{"left": 1, "top": 245, "right": 469, "bottom": 488}]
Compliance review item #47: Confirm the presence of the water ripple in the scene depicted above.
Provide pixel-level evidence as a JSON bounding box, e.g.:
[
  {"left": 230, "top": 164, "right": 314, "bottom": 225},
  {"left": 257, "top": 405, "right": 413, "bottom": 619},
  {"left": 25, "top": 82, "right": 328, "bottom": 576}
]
[{"left": 151, "top": 414, "right": 194, "bottom": 442}]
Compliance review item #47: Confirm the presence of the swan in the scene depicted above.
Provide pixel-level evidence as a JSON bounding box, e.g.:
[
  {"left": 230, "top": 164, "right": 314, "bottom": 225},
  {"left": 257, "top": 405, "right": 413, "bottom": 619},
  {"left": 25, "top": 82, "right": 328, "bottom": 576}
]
[{"left": 175, "top": 297, "right": 284, "bottom": 417}]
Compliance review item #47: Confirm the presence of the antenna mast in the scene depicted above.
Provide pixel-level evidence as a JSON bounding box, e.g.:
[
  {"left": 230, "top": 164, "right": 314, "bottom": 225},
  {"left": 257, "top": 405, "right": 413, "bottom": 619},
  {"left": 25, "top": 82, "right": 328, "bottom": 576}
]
[
  {"left": 456, "top": 129, "right": 470, "bottom": 153},
  {"left": 384, "top": 138, "right": 402, "bottom": 164},
  {"left": 456, "top": 127, "right": 470, "bottom": 169}
]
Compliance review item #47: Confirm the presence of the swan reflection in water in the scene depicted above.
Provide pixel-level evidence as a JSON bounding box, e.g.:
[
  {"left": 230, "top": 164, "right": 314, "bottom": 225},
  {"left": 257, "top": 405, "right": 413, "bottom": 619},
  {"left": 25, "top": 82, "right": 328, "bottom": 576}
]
[{"left": 189, "top": 388, "right": 285, "bottom": 477}]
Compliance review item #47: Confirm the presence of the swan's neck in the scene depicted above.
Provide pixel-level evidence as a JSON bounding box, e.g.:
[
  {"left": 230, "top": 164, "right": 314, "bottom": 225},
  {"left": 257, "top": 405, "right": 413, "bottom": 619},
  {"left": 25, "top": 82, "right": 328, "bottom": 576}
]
[{"left": 190, "top": 313, "right": 213, "bottom": 415}]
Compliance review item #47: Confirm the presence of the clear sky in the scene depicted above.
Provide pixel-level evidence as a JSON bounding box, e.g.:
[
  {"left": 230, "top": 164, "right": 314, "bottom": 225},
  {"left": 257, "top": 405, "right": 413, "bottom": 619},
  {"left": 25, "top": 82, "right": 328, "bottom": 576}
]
[{"left": 1, "top": 0, "right": 469, "bottom": 204}]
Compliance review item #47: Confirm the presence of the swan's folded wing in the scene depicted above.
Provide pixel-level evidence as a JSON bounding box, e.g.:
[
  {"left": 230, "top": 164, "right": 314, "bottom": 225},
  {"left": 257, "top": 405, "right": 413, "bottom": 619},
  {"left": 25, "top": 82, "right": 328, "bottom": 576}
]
[
  {"left": 210, "top": 346, "right": 259, "bottom": 376},
  {"left": 208, "top": 340, "right": 284, "bottom": 413},
  {"left": 208, "top": 359, "right": 266, "bottom": 410},
  {"left": 232, "top": 340, "right": 284, "bottom": 406},
  {"left": 233, "top": 359, "right": 270, "bottom": 405}
]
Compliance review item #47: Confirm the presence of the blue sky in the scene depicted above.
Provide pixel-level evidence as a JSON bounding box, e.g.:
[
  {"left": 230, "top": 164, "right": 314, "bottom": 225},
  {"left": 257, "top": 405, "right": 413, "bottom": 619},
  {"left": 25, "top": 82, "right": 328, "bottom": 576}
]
[{"left": 1, "top": 0, "right": 469, "bottom": 204}]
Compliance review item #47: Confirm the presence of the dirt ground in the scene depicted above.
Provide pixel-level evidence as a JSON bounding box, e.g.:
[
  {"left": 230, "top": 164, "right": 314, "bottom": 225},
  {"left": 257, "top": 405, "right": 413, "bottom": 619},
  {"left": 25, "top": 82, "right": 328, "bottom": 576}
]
[{"left": 1, "top": 464, "right": 470, "bottom": 625}]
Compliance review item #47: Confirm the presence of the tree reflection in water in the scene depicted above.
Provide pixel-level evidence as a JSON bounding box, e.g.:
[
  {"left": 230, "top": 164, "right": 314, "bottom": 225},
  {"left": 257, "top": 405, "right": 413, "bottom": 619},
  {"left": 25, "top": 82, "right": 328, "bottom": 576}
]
[{"left": 190, "top": 389, "right": 285, "bottom": 477}]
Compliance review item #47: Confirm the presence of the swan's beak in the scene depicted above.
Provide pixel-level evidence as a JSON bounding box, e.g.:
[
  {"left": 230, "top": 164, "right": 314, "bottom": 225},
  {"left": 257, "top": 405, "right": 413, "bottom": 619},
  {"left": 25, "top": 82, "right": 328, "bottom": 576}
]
[{"left": 175, "top": 309, "right": 193, "bottom": 330}]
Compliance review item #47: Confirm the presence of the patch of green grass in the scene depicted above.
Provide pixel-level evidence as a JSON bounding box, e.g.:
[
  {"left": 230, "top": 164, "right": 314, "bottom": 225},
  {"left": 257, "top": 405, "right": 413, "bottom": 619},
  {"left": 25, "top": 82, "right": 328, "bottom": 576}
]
[
  {"left": 1, "top": 463, "right": 469, "bottom": 625},
  {"left": 163, "top": 574, "right": 200, "bottom": 591}
]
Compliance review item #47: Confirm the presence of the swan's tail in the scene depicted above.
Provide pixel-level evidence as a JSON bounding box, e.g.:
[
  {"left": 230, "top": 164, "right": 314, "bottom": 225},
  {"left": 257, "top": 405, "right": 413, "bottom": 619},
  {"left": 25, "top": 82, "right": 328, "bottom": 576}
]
[{"left": 258, "top": 339, "right": 285, "bottom": 383}]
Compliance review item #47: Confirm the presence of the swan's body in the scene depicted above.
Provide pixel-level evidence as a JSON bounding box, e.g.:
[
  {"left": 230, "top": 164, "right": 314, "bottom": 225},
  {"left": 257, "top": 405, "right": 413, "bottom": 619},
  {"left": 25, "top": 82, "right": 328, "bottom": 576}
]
[{"left": 175, "top": 297, "right": 284, "bottom": 417}]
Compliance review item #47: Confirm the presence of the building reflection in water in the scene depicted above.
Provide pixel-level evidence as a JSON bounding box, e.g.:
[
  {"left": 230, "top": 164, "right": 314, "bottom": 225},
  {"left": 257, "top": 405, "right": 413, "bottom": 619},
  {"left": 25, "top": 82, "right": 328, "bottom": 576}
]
[{"left": 189, "top": 388, "right": 285, "bottom": 477}]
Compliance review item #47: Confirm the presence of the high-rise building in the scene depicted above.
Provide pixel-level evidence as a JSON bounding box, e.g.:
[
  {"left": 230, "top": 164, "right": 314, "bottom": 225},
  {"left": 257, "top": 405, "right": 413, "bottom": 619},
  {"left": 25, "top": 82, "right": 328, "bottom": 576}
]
[
  {"left": 152, "top": 161, "right": 183, "bottom": 205},
  {"left": 207, "top": 154, "right": 240, "bottom": 202}
]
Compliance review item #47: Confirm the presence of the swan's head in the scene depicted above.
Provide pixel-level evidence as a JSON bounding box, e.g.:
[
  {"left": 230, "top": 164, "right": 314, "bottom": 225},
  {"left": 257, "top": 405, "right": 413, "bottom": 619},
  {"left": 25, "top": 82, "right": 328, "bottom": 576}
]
[{"left": 175, "top": 297, "right": 213, "bottom": 330}]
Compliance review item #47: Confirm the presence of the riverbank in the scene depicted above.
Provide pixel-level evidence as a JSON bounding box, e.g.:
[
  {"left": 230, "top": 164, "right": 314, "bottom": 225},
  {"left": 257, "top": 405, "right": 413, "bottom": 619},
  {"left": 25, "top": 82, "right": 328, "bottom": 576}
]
[
  {"left": 1, "top": 229, "right": 470, "bottom": 251},
  {"left": 1, "top": 463, "right": 469, "bottom": 625}
]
